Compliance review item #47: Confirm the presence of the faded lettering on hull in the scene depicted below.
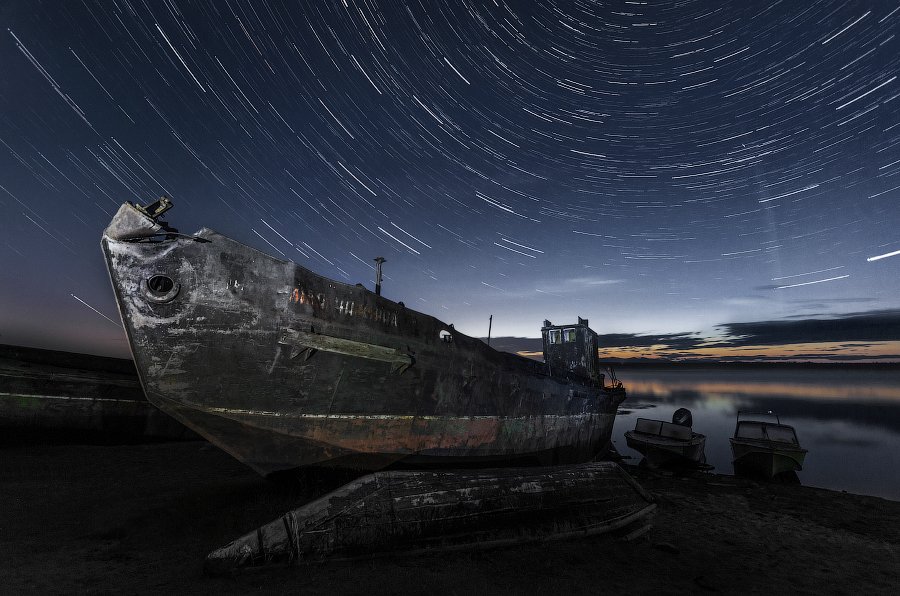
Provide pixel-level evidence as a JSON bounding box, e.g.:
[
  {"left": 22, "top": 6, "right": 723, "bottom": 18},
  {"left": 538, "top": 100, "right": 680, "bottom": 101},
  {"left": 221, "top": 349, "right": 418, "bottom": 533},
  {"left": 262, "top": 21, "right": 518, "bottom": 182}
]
[{"left": 289, "top": 285, "right": 398, "bottom": 326}]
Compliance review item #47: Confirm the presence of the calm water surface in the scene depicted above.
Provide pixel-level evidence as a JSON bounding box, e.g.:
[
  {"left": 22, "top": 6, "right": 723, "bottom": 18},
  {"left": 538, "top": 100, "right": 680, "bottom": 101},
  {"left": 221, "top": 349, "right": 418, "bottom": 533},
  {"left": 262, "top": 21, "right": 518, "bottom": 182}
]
[{"left": 611, "top": 367, "right": 900, "bottom": 501}]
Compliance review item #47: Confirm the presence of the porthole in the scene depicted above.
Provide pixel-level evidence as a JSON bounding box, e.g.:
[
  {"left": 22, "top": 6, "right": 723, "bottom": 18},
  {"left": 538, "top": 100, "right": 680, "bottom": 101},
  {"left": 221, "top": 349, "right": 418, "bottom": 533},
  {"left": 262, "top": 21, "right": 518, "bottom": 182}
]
[{"left": 144, "top": 275, "right": 180, "bottom": 303}]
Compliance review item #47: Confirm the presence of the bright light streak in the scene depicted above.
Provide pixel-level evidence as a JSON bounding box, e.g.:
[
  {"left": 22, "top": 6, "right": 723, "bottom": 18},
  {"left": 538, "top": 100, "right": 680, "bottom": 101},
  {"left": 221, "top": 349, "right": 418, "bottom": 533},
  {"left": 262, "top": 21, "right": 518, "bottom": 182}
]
[
  {"left": 251, "top": 228, "right": 286, "bottom": 256},
  {"left": 867, "top": 248, "right": 900, "bottom": 262},
  {"left": 493, "top": 242, "right": 536, "bottom": 258},
  {"left": 774, "top": 275, "right": 850, "bottom": 289},
  {"left": 70, "top": 294, "right": 120, "bottom": 325},
  {"left": 443, "top": 57, "right": 470, "bottom": 84},
  {"left": 772, "top": 265, "right": 844, "bottom": 281},
  {"left": 377, "top": 226, "right": 420, "bottom": 255},
  {"left": 155, "top": 23, "right": 206, "bottom": 92}
]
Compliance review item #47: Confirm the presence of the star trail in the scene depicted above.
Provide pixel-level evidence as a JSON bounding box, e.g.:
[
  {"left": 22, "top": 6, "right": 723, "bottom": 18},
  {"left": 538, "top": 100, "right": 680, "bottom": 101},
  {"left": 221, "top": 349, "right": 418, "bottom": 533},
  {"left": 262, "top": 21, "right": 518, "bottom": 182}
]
[{"left": 1, "top": 1, "right": 899, "bottom": 360}]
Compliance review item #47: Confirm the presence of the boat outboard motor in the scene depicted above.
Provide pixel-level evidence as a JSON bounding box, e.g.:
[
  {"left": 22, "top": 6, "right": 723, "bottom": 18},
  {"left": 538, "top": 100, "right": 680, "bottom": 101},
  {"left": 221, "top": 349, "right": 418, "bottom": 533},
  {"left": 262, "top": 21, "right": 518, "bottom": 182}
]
[{"left": 672, "top": 408, "right": 693, "bottom": 427}]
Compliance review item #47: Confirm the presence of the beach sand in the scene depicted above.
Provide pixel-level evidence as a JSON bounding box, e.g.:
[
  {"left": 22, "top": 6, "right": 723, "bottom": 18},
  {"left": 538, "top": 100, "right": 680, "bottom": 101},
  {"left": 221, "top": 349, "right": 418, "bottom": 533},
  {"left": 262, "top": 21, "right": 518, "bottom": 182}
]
[{"left": 3, "top": 440, "right": 897, "bottom": 595}]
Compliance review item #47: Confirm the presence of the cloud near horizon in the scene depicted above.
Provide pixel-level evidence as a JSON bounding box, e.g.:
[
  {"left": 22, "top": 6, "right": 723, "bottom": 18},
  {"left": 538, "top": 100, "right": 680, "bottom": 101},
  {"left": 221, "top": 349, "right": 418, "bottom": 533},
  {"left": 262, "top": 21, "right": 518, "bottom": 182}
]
[{"left": 711, "top": 310, "right": 900, "bottom": 346}]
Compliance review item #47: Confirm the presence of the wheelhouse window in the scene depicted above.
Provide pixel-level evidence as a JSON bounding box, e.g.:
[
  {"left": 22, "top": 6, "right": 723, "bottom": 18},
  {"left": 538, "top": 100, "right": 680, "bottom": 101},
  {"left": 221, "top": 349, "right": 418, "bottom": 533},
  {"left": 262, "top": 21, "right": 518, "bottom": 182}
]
[
  {"left": 563, "top": 328, "right": 577, "bottom": 343},
  {"left": 549, "top": 329, "right": 562, "bottom": 344}
]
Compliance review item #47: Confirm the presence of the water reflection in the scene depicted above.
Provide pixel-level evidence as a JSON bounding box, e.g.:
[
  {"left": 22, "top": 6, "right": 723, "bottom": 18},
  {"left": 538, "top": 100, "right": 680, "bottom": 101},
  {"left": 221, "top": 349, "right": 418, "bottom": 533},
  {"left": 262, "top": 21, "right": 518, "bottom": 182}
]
[{"left": 612, "top": 367, "right": 900, "bottom": 501}]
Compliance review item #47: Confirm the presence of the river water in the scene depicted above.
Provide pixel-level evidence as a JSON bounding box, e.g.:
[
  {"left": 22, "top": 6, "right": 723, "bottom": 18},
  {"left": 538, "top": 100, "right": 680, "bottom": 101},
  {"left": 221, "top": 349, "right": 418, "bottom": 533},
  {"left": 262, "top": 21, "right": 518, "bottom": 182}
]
[{"left": 611, "top": 366, "right": 900, "bottom": 501}]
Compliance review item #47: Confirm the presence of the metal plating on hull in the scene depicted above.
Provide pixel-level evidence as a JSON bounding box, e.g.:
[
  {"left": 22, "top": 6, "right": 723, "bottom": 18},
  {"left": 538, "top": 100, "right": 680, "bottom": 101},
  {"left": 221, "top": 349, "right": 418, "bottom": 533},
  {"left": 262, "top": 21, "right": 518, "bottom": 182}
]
[{"left": 101, "top": 200, "right": 627, "bottom": 476}]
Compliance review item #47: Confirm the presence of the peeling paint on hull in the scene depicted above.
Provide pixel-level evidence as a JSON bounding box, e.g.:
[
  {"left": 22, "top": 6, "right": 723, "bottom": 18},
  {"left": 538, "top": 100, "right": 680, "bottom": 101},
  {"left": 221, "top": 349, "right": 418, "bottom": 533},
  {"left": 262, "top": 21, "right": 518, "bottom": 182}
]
[{"left": 101, "top": 203, "right": 627, "bottom": 475}]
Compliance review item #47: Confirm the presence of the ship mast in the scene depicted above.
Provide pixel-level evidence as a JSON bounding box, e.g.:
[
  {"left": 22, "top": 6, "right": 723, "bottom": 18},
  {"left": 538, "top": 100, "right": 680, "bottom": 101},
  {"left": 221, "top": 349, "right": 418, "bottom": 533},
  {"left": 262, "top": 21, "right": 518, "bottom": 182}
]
[{"left": 373, "top": 257, "right": 386, "bottom": 296}]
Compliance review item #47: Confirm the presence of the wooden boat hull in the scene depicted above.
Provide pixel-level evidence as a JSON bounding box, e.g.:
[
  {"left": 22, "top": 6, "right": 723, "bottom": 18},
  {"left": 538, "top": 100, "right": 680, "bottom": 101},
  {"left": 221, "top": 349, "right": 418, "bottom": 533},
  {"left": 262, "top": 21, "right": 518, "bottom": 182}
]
[
  {"left": 625, "top": 431, "right": 706, "bottom": 468},
  {"left": 101, "top": 203, "right": 626, "bottom": 475},
  {"left": 730, "top": 439, "right": 807, "bottom": 477},
  {"left": 204, "top": 462, "right": 656, "bottom": 573}
]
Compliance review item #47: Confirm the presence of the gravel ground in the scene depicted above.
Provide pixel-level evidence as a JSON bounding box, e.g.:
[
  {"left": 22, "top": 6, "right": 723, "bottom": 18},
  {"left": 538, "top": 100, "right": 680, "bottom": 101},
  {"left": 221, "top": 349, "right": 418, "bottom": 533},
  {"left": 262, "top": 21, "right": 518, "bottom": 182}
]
[{"left": 2, "top": 440, "right": 898, "bottom": 595}]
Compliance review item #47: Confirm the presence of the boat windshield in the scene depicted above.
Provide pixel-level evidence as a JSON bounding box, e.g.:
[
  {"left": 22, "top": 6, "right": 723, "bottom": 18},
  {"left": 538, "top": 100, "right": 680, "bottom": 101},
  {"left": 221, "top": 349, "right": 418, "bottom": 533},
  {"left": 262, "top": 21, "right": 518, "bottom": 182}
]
[
  {"left": 766, "top": 425, "right": 798, "bottom": 444},
  {"left": 735, "top": 422, "right": 766, "bottom": 439},
  {"left": 735, "top": 421, "right": 798, "bottom": 444}
]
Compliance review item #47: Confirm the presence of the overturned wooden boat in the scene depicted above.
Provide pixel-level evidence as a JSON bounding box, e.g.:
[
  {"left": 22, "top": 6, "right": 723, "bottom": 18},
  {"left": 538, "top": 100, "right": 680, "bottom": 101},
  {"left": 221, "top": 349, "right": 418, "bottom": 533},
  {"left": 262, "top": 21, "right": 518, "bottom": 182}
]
[
  {"left": 101, "top": 199, "right": 627, "bottom": 476},
  {"left": 730, "top": 411, "right": 807, "bottom": 477},
  {"left": 624, "top": 408, "right": 707, "bottom": 469},
  {"left": 204, "top": 461, "right": 655, "bottom": 574}
]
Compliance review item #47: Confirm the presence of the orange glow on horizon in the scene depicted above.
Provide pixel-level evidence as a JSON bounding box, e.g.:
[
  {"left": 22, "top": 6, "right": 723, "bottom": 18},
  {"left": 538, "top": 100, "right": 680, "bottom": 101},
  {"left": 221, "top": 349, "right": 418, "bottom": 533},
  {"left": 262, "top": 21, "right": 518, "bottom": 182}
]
[
  {"left": 622, "top": 378, "right": 900, "bottom": 403},
  {"left": 516, "top": 341, "right": 900, "bottom": 363}
]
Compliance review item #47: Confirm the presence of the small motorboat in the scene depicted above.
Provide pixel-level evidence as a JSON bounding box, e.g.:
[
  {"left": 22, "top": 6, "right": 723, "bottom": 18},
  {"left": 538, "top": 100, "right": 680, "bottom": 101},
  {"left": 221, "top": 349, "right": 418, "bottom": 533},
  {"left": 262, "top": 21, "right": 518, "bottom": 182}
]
[
  {"left": 624, "top": 408, "right": 707, "bottom": 469},
  {"left": 730, "top": 411, "right": 807, "bottom": 478}
]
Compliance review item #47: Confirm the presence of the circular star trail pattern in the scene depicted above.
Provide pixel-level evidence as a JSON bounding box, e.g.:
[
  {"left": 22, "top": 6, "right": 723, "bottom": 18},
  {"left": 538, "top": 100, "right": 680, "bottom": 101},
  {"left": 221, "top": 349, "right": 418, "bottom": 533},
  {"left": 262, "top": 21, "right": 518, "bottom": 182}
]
[{"left": 1, "top": 1, "right": 899, "bottom": 356}]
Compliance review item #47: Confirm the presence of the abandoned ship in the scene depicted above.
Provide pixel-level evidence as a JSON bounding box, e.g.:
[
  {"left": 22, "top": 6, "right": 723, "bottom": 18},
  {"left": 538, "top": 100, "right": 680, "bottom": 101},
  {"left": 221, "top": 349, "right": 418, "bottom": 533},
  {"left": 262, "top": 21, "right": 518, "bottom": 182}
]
[{"left": 101, "top": 198, "right": 627, "bottom": 476}]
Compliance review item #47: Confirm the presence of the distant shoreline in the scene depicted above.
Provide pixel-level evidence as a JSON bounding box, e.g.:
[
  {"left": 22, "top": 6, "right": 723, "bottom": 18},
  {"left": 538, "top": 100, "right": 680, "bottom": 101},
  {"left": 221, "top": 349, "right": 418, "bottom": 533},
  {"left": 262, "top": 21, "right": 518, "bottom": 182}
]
[
  {"left": 0, "top": 343, "right": 136, "bottom": 375},
  {"left": 598, "top": 359, "right": 900, "bottom": 370},
  {"left": 3, "top": 343, "right": 898, "bottom": 371}
]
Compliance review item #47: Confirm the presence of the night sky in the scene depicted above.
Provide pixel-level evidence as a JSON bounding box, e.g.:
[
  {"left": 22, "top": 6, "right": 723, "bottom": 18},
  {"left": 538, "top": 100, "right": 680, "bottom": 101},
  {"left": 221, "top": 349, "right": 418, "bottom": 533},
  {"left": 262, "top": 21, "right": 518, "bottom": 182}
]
[{"left": 2, "top": 1, "right": 899, "bottom": 361}]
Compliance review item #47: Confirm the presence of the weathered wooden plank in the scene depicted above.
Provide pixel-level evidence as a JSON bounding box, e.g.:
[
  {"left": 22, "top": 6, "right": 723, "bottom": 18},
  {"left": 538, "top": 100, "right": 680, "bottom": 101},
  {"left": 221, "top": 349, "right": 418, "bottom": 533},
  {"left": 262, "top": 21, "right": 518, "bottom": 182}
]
[{"left": 279, "top": 328, "right": 413, "bottom": 373}]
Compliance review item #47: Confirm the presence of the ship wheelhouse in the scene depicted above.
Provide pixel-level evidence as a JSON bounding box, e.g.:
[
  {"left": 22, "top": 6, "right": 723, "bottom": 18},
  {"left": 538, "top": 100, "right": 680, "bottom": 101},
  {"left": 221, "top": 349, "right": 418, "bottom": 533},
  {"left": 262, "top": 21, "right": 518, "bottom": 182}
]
[{"left": 541, "top": 317, "right": 602, "bottom": 384}]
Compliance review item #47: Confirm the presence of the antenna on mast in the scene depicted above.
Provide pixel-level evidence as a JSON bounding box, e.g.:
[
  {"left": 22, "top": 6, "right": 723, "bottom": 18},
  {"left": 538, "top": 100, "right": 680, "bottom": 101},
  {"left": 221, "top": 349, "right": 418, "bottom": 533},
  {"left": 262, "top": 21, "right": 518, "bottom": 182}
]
[{"left": 373, "top": 257, "right": 386, "bottom": 296}]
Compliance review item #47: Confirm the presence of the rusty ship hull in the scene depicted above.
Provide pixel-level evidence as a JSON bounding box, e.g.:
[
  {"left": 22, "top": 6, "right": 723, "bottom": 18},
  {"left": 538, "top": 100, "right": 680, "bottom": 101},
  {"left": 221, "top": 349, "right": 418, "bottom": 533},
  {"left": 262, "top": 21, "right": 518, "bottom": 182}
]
[{"left": 101, "top": 201, "right": 626, "bottom": 476}]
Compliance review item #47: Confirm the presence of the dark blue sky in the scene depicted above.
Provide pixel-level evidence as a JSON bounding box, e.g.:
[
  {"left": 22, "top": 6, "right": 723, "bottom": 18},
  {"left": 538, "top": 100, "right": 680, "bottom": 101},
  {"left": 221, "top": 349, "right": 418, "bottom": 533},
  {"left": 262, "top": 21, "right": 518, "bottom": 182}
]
[{"left": 2, "top": 1, "right": 899, "bottom": 360}]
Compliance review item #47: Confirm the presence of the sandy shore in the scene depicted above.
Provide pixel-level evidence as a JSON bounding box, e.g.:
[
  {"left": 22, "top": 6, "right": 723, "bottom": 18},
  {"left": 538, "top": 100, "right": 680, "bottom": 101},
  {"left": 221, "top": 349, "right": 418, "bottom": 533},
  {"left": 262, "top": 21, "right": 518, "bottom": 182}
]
[{"left": 3, "top": 440, "right": 897, "bottom": 595}]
